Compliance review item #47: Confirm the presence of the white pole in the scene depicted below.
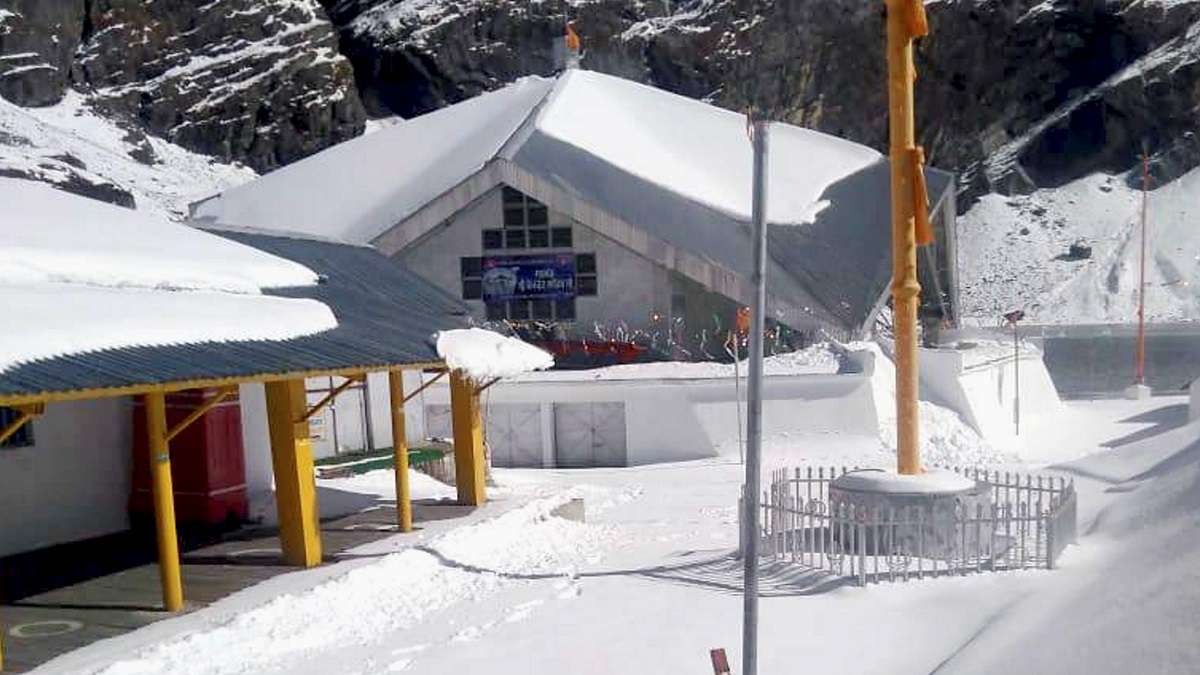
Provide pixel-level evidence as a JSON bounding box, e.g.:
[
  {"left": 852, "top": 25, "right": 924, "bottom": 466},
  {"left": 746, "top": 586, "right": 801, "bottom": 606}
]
[{"left": 741, "top": 117, "right": 769, "bottom": 675}]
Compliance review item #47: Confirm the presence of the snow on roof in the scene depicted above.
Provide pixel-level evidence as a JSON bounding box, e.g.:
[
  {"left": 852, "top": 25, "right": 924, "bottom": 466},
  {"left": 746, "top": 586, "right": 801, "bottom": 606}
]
[
  {"left": 193, "top": 69, "right": 883, "bottom": 242},
  {"left": 435, "top": 328, "right": 554, "bottom": 380},
  {"left": 0, "top": 179, "right": 337, "bottom": 374},
  {"left": 534, "top": 70, "right": 882, "bottom": 226},
  {"left": 193, "top": 76, "right": 557, "bottom": 243},
  {"left": 0, "top": 284, "right": 337, "bottom": 375},
  {"left": 0, "top": 178, "right": 320, "bottom": 293}
]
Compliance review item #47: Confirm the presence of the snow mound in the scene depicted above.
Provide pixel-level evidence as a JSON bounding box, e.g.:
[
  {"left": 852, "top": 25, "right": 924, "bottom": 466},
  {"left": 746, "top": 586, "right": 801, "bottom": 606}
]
[
  {"left": 436, "top": 328, "right": 555, "bottom": 380},
  {"left": 859, "top": 341, "right": 1014, "bottom": 467},
  {"left": 513, "top": 342, "right": 843, "bottom": 382}
]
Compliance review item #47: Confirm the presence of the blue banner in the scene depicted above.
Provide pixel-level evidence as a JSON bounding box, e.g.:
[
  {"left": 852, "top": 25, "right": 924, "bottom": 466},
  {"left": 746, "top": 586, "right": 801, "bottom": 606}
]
[{"left": 482, "top": 254, "right": 576, "bottom": 302}]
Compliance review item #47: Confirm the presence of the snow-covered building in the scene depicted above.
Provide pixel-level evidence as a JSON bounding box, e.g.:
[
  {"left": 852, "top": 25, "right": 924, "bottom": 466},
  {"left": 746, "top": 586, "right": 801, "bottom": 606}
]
[
  {"left": 192, "top": 69, "right": 960, "bottom": 346},
  {"left": 0, "top": 177, "right": 500, "bottom": 612}
]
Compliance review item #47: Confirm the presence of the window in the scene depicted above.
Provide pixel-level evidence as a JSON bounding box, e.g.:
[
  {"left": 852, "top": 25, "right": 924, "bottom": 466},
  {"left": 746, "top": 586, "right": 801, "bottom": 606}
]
[
  {"left": 0, "top": 407, "right": 34, "bottom": 448},
  {"left": 486, "top": 298, "right": 577, "bottom": 322},
  {"left": 576, "top": 253, "right": 598, "bottom": 297},
  {"left": 482, "top": 229, "right": 503, "bottom": 250},
  {"left": 460, "top": 256, "right": 483, "bottom": 300},
  {"left": 496, "top": 186, "right": 565, "bottom": 251},
  {"left": 551, "top": 227, "right": 573, "bottom": 248}
]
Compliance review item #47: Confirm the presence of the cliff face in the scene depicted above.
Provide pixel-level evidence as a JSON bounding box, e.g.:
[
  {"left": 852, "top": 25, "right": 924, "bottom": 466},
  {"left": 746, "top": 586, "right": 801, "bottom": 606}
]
[
  {"left": 322, "top": 0, "right": 1200, "bottom": 205},
  {"left": 1, "top": 0, "right": 1197, "bottom": 210},
  {"left": 0, "top": 0, "right": 365, "bottom": 172}
]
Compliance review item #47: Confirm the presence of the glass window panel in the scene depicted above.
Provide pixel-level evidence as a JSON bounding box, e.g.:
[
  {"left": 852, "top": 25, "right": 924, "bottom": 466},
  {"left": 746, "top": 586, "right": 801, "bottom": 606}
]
[
  {"left": 482, "top": 230, "right": 504, "bottom": 250},
  {"left": 503, "top": 207, "right": 525, "bottom": 227},
  {"left": 462, "top": 279, "right": 482, "bottom": 300},
  {"left": 460, "top": 256, "right": 483, "bottom": 278},
  {"left": 527, "top": 204, "right": 549, "bottom": 226},
  {"left": 551, "top": 227, "right": 573, "bottom": 248},
  {"left": 575, "top": 253, "right": 596, "bottom": 274},
  {"left": 528, "top": 228, "right": 550, "bottom": 248},
  {"left": 485, "top": 302, "right": 505, "bottom": 321},
  {"left": 578, "top": 275, "right": 598, "bottom": 296},
  {"left": 505, "top": 229, "right": 527, "bottom": 248}
]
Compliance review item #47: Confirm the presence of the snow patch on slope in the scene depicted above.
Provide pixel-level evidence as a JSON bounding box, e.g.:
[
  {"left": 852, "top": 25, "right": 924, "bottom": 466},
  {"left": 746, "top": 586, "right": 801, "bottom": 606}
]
[
  {"left": 0, "top": 91, "right": 254, "bottom": 221},
  {"left": 957, "top": 168, "right": 1200, "bottom": 324}
]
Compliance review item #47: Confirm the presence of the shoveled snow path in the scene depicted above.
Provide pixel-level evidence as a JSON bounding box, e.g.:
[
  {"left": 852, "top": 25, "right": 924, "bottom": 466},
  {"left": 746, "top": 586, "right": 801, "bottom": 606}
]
[{"left": 36, "top": 487, "right": 630, "bottom": 675}]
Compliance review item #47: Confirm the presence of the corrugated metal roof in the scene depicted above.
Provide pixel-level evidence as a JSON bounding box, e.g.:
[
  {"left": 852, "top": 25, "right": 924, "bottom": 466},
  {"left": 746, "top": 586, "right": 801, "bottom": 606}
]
[{"left": 0, "top": 234, "right": 470, "bottom": 399}]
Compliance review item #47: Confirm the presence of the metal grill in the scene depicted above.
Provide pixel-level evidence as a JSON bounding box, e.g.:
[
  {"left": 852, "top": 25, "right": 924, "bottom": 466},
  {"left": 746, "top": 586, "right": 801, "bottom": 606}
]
[{"left": 740, "top": 466, "right": 1077, "bottom": 586}]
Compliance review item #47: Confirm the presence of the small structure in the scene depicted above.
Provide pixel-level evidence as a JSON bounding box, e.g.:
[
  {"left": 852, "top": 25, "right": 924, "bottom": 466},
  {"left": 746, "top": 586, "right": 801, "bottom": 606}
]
[
  {"left": 748, "top": 466, "right": 1078, "bottom": 585},
  {"left": 191, "top": 69, "right": 959, "bottom": 344},
  {"left": 0, "top": 179, "right": 524, "bottom": 642}
]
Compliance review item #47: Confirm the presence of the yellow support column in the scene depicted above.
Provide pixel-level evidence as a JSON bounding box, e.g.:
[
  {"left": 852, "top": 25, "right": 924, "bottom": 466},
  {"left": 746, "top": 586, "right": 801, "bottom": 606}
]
[
  {"left": 264, "top": 379, "right": 323, "bottom": 567},
  {"left": 887, "top": 0, "right": 929, "bottom": 475},
  {"left": 146, "top": 392, "right": 184, "bottom": 612},
  {"left": 449, "top": 371, "right": 486, "bottom": 506},
  {"left": 388, "top": 370, "right": 414, "bottom": 532}
]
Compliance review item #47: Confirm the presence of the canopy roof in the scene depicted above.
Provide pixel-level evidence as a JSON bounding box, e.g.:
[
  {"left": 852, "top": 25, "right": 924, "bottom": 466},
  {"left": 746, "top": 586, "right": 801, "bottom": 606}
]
[{"left": 0, "top": 216, "right": 470, "bottom": 404}]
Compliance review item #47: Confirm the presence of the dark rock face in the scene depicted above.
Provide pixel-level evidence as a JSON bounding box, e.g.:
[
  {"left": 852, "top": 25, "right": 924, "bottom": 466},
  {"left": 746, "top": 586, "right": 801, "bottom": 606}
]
[
  {"left": 0, "top": 0, "right": 86, "bottom": 106},
  {"left": 0, "top": 0, "right": 366, "bottom": 172},
  {"left": 323, "top": 0, "right": 1200, "bottom": 207}
]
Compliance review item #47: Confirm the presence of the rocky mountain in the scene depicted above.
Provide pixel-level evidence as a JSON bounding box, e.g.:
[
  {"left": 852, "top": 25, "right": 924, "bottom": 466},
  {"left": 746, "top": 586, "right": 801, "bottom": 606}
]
[
  {"left": 0, "top": 0, "right": 364, "bottom": 178},
  {"left": 1, "top": 0, "right": 1197, "bottom": 320}
]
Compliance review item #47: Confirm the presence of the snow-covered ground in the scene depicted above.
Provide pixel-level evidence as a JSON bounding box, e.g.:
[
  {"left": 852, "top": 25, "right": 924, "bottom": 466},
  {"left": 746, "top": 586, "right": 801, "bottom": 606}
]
[
  {"left": 32, "top": 393, "right": 1196, "bottom": 675},
  {"left": 958, "top": 167, "right": 1200, "bottom": 324}
]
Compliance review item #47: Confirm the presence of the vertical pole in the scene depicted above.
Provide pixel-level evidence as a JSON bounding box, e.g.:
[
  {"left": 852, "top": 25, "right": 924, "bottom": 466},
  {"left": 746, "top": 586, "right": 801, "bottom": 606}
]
[
  {"left": 450, "top": 371, "right": 487, "bottom": 506},
  {"left": 887, "top": 0, "right": 923, "bottom": 475},
  {"left": 265, "top": 379, "right": 323, "bottom": 567},
  {"left": 741, "top": 117, "right": 769, "bottom": 675},
  {"left": 146, "top": 392, "right": 184, "bottom": 611},
  {"left": 1013, "top": 322, "right": 1020, "bottom": 436},
  {"left": 1135, "top": 151, "right": 1149, "bottom": 386},
  {"left": 388, "top": 370, "right": 413, "bottom": 532}
]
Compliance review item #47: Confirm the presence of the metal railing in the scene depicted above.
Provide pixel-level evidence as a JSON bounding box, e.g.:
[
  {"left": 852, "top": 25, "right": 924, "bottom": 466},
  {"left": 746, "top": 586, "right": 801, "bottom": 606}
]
[{"left": 741, "top": 466, "right": 1077, "bottom": 586}]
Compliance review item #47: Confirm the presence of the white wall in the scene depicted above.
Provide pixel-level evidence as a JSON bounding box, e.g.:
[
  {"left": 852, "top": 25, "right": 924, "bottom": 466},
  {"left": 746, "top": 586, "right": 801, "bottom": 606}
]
[
  {"left": 0, "top": 398, "right": 132, "bottom": 557},
  {"left": 421, "top": 370, "right": 878, "bottom": 467},
  {"left": 919, "top": 345, "right": 1062, "bottom": 443},
  {"left": 239, "top": 383, "right": 274, "bottom": 498},
  {"left": 1190, "top": 378, "right": 1200, "bottom": 422}
]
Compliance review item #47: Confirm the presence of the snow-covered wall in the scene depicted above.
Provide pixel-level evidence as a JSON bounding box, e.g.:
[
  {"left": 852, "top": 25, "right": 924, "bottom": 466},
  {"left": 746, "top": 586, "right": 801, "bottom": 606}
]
[
  {"left": 0, "top": 398, "right": 132, "bottom": 557},
  {"left": 421, "top": 369, "right": 878, "bottom": 467},
  {"left": 1191, "top": 378, "right": 1200, "bottom": 423},
  {"left": 918, "top": 343, "right": 1061, "bottom": 443}
]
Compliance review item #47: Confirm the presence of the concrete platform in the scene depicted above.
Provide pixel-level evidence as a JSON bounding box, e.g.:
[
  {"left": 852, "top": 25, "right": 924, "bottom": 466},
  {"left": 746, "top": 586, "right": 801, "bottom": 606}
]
[{"left": 0, "top": 500, "right": 475, "bottom": 673}]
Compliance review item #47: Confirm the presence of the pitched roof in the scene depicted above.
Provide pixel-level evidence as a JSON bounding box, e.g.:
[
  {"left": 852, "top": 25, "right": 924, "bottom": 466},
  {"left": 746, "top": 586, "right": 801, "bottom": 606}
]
[
  {"left": 0, "top": 230, "right": 470, "bottom": 402},
  {"left": 192, "top": 69, "right": 955, "bottom": 335}
]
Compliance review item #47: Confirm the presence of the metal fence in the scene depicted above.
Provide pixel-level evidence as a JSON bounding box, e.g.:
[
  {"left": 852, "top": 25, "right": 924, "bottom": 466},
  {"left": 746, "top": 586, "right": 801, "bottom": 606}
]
[{"left": 741, "top": 466, "right": 1077, "bottom": 586}]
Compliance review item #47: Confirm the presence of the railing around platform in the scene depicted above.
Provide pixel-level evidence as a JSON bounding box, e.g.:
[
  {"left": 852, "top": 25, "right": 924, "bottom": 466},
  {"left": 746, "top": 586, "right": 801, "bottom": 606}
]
[{"left": 740, "top": 466, "right": 1077, "bottom": 586}]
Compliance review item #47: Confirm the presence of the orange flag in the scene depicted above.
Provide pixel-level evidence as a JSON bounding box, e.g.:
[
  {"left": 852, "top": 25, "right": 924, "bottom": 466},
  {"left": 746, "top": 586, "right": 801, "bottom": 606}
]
[
  {"left": 565, "top": 22, "right": 582, "bottom": 53},
  {"left": 911, "top": 146, "right": 934, "bottom": 246}
]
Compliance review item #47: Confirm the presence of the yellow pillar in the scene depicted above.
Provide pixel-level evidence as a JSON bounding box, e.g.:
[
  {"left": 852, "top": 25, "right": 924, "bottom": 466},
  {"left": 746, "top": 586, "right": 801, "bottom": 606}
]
[
  {"left": 449, "top": 371, "right": 486, "bottom": 506},
  {"left": 264, "top": 379, "right": 323, "bottom": 567},
  {"left": 887, "top": 0, "right": 926, "bottom": 475},
  {"left": 388, "top": 370, "right": 414, "bottom": 532},
  {"left": 146, "top": 392, "right": 184, "bottom": 611}
]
